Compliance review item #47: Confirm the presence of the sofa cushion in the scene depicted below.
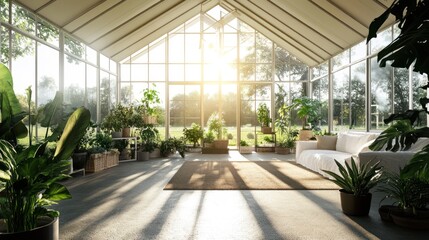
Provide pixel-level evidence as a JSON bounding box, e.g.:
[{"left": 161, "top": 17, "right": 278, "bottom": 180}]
[
  {"left": 296, "top": 149, "right": 353, "bottom": 178},
  {"left": 408, "top": 138, "right": 429, "bottom": 151},
  {"left": 316, "top": 135, "right": 337, "bottom": 150},
  {"left": 336, "top": 133, "right": 373, "bottom": 154}
]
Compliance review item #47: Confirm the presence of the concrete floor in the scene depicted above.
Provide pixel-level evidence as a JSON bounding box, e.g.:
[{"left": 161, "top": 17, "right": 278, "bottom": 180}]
[{"left": 56, "top": 151, "right": 427, "bottom": 240}]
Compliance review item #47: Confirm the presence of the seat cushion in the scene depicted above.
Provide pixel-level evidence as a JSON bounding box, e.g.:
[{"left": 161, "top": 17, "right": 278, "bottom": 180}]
[{"left": 297, "top": 149, "right": 353, "bottom": 178}]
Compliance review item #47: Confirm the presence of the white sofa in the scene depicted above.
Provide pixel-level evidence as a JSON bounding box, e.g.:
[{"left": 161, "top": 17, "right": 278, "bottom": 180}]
[
  {"left": 295, "top": 132, "right": 378, "bottom": 178},
  {"left": 359, "top": 138, "right": 429, "bottom": 174}
]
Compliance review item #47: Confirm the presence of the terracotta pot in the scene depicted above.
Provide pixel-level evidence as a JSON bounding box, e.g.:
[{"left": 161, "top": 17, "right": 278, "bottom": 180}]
[
  {"left": 261, "top": 126, "right": 272, "bottom": 134},
  {"left": 0, "top": 216, "right": 59, "bottom": 240},
  {"left": 122, "top": 127, "right": 131, "bottom": 137},
  {"left": 339, "top": 190, "right": 372, "bottom": 216},
  {"left": 298, "top": 129, "right": 313, "bottom": 140}
]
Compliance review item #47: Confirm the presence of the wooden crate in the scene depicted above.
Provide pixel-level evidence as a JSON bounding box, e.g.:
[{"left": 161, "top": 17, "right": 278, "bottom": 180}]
[{"left": 85, "top": 153, "right": 106, "bottom": 173}]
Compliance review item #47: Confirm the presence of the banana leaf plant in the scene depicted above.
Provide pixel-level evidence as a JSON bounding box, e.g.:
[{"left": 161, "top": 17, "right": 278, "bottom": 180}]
[
  {"left": 0, "top": 107, "right": 91, "bottom": 233},
  {"left": 0, "top": 63, "right": 28, "bottom": 145}
]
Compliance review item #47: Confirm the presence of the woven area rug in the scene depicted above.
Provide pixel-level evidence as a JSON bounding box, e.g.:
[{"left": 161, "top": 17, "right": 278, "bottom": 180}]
[{"left": 164, "top": 161, "right": 339, "bottom": 190}]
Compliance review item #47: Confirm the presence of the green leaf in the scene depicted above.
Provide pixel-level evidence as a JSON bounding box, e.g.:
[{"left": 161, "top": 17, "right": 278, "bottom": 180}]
[
  {"left": 54, "top": 107, "right": 91, "bottom": 161},
  {"left": 43, "top": 183, "right": 72, "bottom": 201},
  {"left": 367, "top": 7, "right": 393, "bottom": 43},
  {"left": 0, "top": 63, "right": 23, "bottom": 118}
]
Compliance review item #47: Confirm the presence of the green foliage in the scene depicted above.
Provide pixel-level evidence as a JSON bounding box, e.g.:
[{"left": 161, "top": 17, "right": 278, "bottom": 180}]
[
  {"left": 367, "top": 0, "right": 429, "bottom": 78},
  {"left": 139, "top": 124, "right": 160, "bottom": 152},
  {"left": 289, "top": 97, "right": 321, "bottom": 129},
  {"left": 183, "top": 123, "right": 204, "bottom": 147},
  {"left": 90, "top": 131, "right": 112, "bottom": 151},
  {"left": 257, "top": 103, "right": 271, "bottom": 127},
  {"left": 102, "top": 104, "right": 137, "bottom": 131},
  {"left": 378, "top": 173, "right": 429, "bottom": 214},
  {"left": 203, "top": 131, "right": 215, "bottom": 143},
  {"left": 0, "top": 107, "right": 90, "bottom": 233},
  {"left": 112, "top": 139, "right": 128, "bottom": 152},
  {"left": 0, "top": 63, "right": 28, "bottom": 145},
  {"left": 369, "top": 120, "right": 422, "bottom": 151},
  {"left": 139, "top": 85, "right": 161, "bottom": 116},
  {"left": 322, "top": 158, "right": 382, "bottom": 196},
  {"left": 246, "top": 132, "right": 254, "bottom": 139},
  {"left": 402, "top": 144, "right": 429, "bottom": 180},
  {"left": 75, "top": 123, "right": 95, "bottom": 153},
  {"left": 240, "top": 140, "right": 249, "bottom": 146},
  {"left": 160, "top": 137, "right": 185, "bottom": 158},
  {"left": 207, "top": 112, "right": 226, "bottom": 140}
]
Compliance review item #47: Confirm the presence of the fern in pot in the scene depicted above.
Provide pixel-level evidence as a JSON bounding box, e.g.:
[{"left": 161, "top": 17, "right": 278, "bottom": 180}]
[{"left": 323, "top": 158, "right": 382, "bottom": 216}]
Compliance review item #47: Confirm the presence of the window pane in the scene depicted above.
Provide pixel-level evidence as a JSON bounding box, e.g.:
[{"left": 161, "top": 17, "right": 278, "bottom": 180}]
[
  {"left": 86, "top": 46, "right": 97, "bottom": 64},
  {"left": 333, "top": 68, "right": 350, "bottom": 132},
  {"left": 87, "top": 65, "right": 97, "bottom": 122},
  {"left": 37, "top": 19, "right": 59, "bottom": 47},
  {"left": 169, "top": 33, "right": 184, "bottom": 63},
  {"left": 12, "top": 4, "right": 35, "bottom": 35},
  {"left": 393, "top": 68, "right": 409, "bottom": 113},
  {"left": 311, "top": 77, "right": 328, "bottom": 130},
  {"left": 370, "top": 26, "right": 392, "bottom": 54},
  {"left": 350, "top": 62, "right": 366, "bottom": 130},
  {"left": 37, "top": 43, "right": 59, "bottom": 106},
  {"left": 370, "top": 57, "right": 393, "bottom": 130},
  {"left": 1, "top": 26, "right": 10, "bottom": 64},
  {"left": 64, "top": 35, "right": 84, "bottom": 59},
  {"left": 64, "top": 57, "right": 85, "bottom": 110},
  {"left": 1, "top": 0, "right": 9, "bottom": 22},
  {"left": 332, "top": 49, "right": 349, "bottom": 71},
  {"left": 100, "top": 71, "right": 110, "bottom": 120},
  {"left": 100, "top": 54, "right": 109, "bottom": 70}
]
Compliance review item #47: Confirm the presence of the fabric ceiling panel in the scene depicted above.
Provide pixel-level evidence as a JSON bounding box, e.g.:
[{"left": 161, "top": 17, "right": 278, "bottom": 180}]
[
  {"left": 18, "top": 0, "right": 49, "bottom": 10},
  {"left": 14, "top": 0, "right": 395, "bottom": 66},
  {"left": 64, "top": 0, "right": 125, "bottom": 33},
  {"left": 36, "top": 0, "right": 104, "bottom": 27},
  {"left": 72, "top": 0, "right": 166, "bottom": 44}
]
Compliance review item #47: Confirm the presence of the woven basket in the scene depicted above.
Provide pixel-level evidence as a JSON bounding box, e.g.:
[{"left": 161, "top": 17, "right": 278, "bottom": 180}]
[
  {"left": 86, "top": 153, "right": 106, "bottom": 173},
  {"left": 106, "top": 151, "right": 119, "bottom": 168}
]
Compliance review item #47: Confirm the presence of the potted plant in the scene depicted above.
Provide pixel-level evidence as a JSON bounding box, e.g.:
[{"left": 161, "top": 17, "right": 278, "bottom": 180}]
[
  {"left": 138, "top": 124, "right": 159, "bottom": 161},
  {"left": 367, "top": 0, "right": 429, "bottom": 178},
  {"left": 102, "top": 108, "right": 123, "bottom": 138},
  {"left": 0, "top": 107, "right": 91, "bottom": 238},
  {"left": 257, "top": 103, "right": 272, "bottom": 133},
  {"left": 207, "top": 111, "right": 228, "bottom": 149},
  {"left": 322, "top": 158, "right": 382, "bottom": 216},
  {"left": 377, "top": 172, "right": 429, "bottom": 229},
  {"left": 183, "top": 123, "right": 204, "bottom": 152},
  {"left": 72, "top": 124, "right": 95, "bottom": 172},
  {"left": 239, "top": 140, "right": 253, "bottom": 154},
  {"left": 160, "top": 137, "right": 185, "bottom": 158},
  {"left": 139, "top": 86, "right": 161, "bottom": 124},
  {"left": 289, "top": 97, "right": 321, "bottom": 140},
  {"left": 203, "top": 131, "right": 215, "bottom": 148}
]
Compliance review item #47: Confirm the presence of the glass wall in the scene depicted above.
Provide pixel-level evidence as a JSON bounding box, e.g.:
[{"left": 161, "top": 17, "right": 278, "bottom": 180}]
[
  {"left": 0, "top": 0, "right": 118, "bottom": 144},
  {"left": 119, "top": 6, "right": 310, "bottom": 145},
  {"left": 311, "top": 23, "right": 428, "bottom": 133}
]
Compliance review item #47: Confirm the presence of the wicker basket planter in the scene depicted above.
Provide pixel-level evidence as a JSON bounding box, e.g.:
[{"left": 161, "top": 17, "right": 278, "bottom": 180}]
[
  {"left": 85, "top": 153, "right": 106, "bottom": 173},
  {"left": 105, "top": 150, "right": 119, "bottom": 168}
]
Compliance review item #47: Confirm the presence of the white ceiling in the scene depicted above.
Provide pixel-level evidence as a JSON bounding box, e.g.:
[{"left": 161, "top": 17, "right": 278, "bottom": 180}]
[{"left": 15, "top": 0, "right": 395, "bottom": 66}]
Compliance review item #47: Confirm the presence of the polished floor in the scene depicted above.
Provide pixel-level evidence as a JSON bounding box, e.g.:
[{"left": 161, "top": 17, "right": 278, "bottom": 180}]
[{"left": 56, "top": 151, "right": 427, "bottom": 240}]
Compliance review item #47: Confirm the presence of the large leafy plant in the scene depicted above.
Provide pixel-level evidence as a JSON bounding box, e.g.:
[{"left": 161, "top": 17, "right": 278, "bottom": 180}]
[
  {"left": 0, "top": 107, "right": 91, "bottom": 233},
  {"left": 289, "top": 97, "right": 321, "bottom": 130},
  {"left": 323, "top": 158, "right": 382, "bottom": 196},
  {"left": 257, "top": 103, "right": 271, "bottom": 127},
  {"left": 183, "top": 123, "right": 204, "bottom": 147},
  {"left": 367, "top": 0, "right": 429, "bottom": 179}
]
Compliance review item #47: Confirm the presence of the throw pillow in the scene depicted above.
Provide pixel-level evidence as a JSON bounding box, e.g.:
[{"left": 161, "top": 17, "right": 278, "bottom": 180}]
[
  {"left": 316, "top": 135, "right": 337, "bottom": 150},
  {"left": 336, "top": 133, "right": 372, "bottom": 154}
]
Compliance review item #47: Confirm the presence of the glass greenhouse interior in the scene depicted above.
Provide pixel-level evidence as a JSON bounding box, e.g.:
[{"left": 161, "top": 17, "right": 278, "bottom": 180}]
[{"left": 1, "top": 2, "right": 428, "bottom": 147}]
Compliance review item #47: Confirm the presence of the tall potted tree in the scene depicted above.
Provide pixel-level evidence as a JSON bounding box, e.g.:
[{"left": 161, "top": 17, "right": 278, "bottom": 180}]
[{"left": 289, "top": 97, "right": 321, "bottom": 140}]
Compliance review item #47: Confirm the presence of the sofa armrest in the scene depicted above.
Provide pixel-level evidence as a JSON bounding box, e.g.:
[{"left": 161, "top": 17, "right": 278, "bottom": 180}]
[
  {"left": 295, "top": 141, "right": 317, "bottom": 161},
  {"left": 358, "top": 151, "right": 415, "bottom": 174}
]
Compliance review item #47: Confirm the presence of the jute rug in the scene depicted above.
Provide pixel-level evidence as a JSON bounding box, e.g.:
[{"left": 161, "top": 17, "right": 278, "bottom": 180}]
[{"left": 164, "top": 161, "right": 339, "bottom": 190}]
